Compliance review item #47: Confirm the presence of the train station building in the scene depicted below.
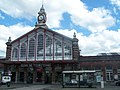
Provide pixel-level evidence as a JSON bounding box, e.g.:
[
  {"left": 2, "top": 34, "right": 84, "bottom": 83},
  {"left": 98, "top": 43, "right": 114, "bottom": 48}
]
[
  {"left": 0, "top": 5, "right": 120, "bottom": 84},
  {"left": 2, "top": 5, "right": 80, "bottom": 84}
]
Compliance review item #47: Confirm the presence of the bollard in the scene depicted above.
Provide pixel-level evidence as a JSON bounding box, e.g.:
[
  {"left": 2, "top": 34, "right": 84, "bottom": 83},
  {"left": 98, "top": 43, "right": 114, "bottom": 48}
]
[{"left": 101, "top": 80, "right": 104, "bottom": 88}]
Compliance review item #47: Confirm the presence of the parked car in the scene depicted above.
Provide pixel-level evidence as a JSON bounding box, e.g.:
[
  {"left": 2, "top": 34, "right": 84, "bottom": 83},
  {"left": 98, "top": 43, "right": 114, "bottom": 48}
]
[{"left": 79, "top": 80, "right": 93, "bottom": 87}]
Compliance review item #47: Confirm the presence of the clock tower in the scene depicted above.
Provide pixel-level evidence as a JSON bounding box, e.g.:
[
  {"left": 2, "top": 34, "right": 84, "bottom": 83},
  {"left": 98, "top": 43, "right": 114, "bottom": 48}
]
[{"left": 35, "top": 5, "right": 48, "bottom": 28}]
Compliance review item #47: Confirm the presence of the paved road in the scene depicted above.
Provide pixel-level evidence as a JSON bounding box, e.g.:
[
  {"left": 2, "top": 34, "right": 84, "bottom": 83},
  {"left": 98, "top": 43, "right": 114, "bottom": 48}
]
[
  {"left": 0, "top": 83, "right": 120, "bottom": 90},
  {"left": 0, "top": 84, "right": 51, "bottom": 90}
]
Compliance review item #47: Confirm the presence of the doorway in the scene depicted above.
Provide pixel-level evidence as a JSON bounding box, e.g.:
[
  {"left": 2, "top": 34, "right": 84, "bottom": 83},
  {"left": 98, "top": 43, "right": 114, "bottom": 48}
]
[
  {"left": 36, "top": 71, "right": 42, "bottom": 82},
  {"left": 20, "top": 72, "right": 24, "bottom": 82},
  {"left": 45, "top": 73, "right": 51, "bottom": 84},
  {"left": 27, "top": 72, "right": 33, "bottom": 83},
  {"left": 11, "top": 72, "right": 16, "bottom": 82}
]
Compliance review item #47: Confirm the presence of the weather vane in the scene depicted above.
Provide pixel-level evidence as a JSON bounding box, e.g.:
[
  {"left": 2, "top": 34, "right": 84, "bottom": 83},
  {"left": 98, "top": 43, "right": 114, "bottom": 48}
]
[{"left": 42, "top": 0, "right": 44, "bottom": 5}]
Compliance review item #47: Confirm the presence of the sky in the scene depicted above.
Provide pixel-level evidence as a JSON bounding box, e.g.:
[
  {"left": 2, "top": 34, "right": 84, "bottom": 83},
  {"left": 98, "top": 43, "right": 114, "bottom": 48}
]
[{"left": 0, "top": 0, "right": 120, "bottom": 56}]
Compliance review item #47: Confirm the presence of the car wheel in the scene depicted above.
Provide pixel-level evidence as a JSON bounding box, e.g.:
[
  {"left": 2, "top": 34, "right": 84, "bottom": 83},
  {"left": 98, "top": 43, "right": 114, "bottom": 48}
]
[
  {"left": 116, "top": 82, "right": 119, "bottom": 86},
  {"left": 118, "top": 83, "right": 120, "bottom": 86},
  {"left": 88, "top": 85, "right": 92, "bottom": 88}
]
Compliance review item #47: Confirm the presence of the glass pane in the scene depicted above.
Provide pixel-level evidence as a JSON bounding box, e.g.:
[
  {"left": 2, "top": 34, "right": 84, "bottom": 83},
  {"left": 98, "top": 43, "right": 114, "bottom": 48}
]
[
  {"left": 28, "top": 38, "right": 35, "bottom": 60},
  {"left": 20, "top": 43, "right": 26, "bottom": 60},
  {"left": 45, "top": 35, "right": 53, "bottom": 60},
  {"left": 64, "top": 43, "right": 72, "bottom": 60},
  {"left": 37, "top": 34, "right": 44, "bottom": 60},
  {"left": 12, "top": 48, "right": 18, "bottom": 60},
  {"left": 54, "top": 39, "right": 62, "bottom": 60}
]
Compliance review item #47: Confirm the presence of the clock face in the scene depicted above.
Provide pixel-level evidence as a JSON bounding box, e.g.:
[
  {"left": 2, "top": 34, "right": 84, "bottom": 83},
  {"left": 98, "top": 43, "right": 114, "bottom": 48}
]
[{"left": 39, "top": 15, "right": 44, "bottom": 21}]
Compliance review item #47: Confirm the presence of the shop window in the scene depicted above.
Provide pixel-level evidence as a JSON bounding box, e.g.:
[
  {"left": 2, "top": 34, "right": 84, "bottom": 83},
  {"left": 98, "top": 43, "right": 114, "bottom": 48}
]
[
  {"left": 106, "top": 66, "right": 113, "bottom": 81},
  {"left": 117, "top": 66, "right": 120, "bottom": 80}
]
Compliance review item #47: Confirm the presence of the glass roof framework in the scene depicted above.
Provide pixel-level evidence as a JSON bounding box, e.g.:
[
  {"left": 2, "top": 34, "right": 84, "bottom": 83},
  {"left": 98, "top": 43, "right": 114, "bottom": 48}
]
[{"left": 11, "top": 28, "right": 73, "bottom": 61}]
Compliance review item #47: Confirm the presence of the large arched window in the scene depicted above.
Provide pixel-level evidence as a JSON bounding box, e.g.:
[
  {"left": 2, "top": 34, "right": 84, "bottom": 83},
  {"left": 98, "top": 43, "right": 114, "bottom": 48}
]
[
  {"left": 28, "top": 38, "right": 35, "bottom": 60},
  {"left": 46, "top": 34, "right": 53, "bottom": 60},
  {"left": 20, "top": 43, "right": 26, "bottom": 60},
  {"left": 54, "top": 39, "right": 62, "bottom": 60},
  {"left": 64, "top": 43, "right": 72, "bottom": 60},
  {"left": 12, "top": 47, "right": 18, "bottom": 60},
  {"left": 37, "top": 33, "right": 44, "bottom": 60}
]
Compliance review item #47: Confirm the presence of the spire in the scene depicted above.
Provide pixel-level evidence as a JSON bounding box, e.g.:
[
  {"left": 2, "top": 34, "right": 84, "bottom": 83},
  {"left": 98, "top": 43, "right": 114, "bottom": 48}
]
[
  {"left": 73, "top": 32, "right": 76, "bottom": 38},
  {"left": 73, "top": 32, "right": 78, "bottom": 43},
  {"left": 38, "top": 4, "right": 45, "bottom": 15},
  {"left": 6, "top": 37, "right": 12, "bottom": 46},
  {"left": 8, "top": 37, "right": 11, "bottom": 43}
]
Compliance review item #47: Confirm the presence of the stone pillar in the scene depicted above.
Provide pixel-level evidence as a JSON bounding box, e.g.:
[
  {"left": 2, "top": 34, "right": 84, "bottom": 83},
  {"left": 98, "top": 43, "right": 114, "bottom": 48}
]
[
  {"left": 6, "top": 37, "right": 12, "bottom": 60},
  {"left": 41, "top": 71, "right": 45, "bottom": 84},
  {"left": 113, "top": 65, "right": 118, "bottom": 80},
  {"left": 15, "top": 71, "right": 18, "bottom": 83},
  {"left": 15, "top": 66, "right": 19, "bottom": 83},
  {"left": 24, "top": 68, "right": 28, "bottom": 83},
  {"left": 33, "top": 68, "right": 37, "bottom": 84},
  {"left": 102, "top": 63, "right": 106, "bottom": 81},
  {"left": 41, "top": 66, "right": 45, "bottom": 84},
  {"left": 72, "top": 33, "right": 80, "bottom": 61},
  {"left": 52, "top": 65, "right": 56, "bottom": 84}
]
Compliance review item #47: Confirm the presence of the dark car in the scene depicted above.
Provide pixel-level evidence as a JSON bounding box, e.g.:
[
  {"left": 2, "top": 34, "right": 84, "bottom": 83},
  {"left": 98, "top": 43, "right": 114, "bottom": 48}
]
[
  {"left": 65, "top": 79, "right": 93, "bottom": 87},
  {"left": 115, "top": 80, "right": 120, "bottom": 86},
  {"left": 79, "top": 80, "right": 93, "bottom": 87}
]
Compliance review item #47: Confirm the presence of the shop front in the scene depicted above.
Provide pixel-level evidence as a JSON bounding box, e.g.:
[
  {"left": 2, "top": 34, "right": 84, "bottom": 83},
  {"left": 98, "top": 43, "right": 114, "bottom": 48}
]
[
  {"left": 8, "top": 62, "right": 65, "bottom": 84},
  {"left": 62, "top": 70, "right": 96, "bottom": 88}
]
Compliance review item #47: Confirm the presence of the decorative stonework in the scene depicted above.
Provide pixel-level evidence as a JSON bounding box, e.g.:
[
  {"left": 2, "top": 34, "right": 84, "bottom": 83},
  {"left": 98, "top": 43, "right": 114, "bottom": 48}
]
[
  {"left": 72, "top": 33, "right": 80, "bottom": 61},
  {"left": 35, "top": 5, "right": 48, "bottom": 29},
  {"left": 6, "top": 37, "right": 12, "bottom": 60}
]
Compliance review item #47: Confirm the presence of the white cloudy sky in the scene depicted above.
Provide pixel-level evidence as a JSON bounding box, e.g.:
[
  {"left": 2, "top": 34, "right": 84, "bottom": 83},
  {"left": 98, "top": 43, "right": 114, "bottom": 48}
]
[{"left": 0, "top": 0, "right": 120, "bottom": 56}]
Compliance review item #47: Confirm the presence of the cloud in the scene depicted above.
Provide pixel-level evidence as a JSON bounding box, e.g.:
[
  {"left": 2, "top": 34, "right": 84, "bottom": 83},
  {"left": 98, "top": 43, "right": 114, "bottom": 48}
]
[
  {"left": 54, "top": 29, "right": 120, "bottom": 56},
  {"left": 0, "top": 0, "right": 40, "bottom": 19},
  {"left": 46, "top": 1, "right": 114, "bottom": 32},
  {"left": 46, "top": 0, "right": 116, "bottom": 32},
  {"left": 0, "top": 0, "right": 116, "bottom": 31},
  {"left": 1, "top": 24, "right": 120, "bottom": 56},
  {"left": 0, "top": 23, "right": 33, "bottom": 56},
  {"left": 70, "top": 7, "right": 115, "bottom": 32},
  {"left": 110, "top": 0, "right": 120, "bottom": 9},
  {"left": 0, "top": 0, "right": 119, "bottom": 56}
]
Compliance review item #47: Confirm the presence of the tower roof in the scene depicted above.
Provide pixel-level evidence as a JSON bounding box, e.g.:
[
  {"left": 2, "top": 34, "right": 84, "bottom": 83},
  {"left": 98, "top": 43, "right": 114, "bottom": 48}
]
[
  {"left": 38, "top": 5, "right": 45, "bottom": 15},
  {"left": 73, "top": 32, "right": 78, "bottom": 42}
]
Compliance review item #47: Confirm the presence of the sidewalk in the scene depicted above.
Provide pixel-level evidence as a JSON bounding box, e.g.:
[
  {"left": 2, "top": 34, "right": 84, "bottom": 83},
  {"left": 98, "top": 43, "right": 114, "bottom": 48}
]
[
  {"left": 0, "top": 83, "right": 120, "bottom": 90},
  {"left": 48, "top": 84, "right": 120, "bottom": 90}
]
